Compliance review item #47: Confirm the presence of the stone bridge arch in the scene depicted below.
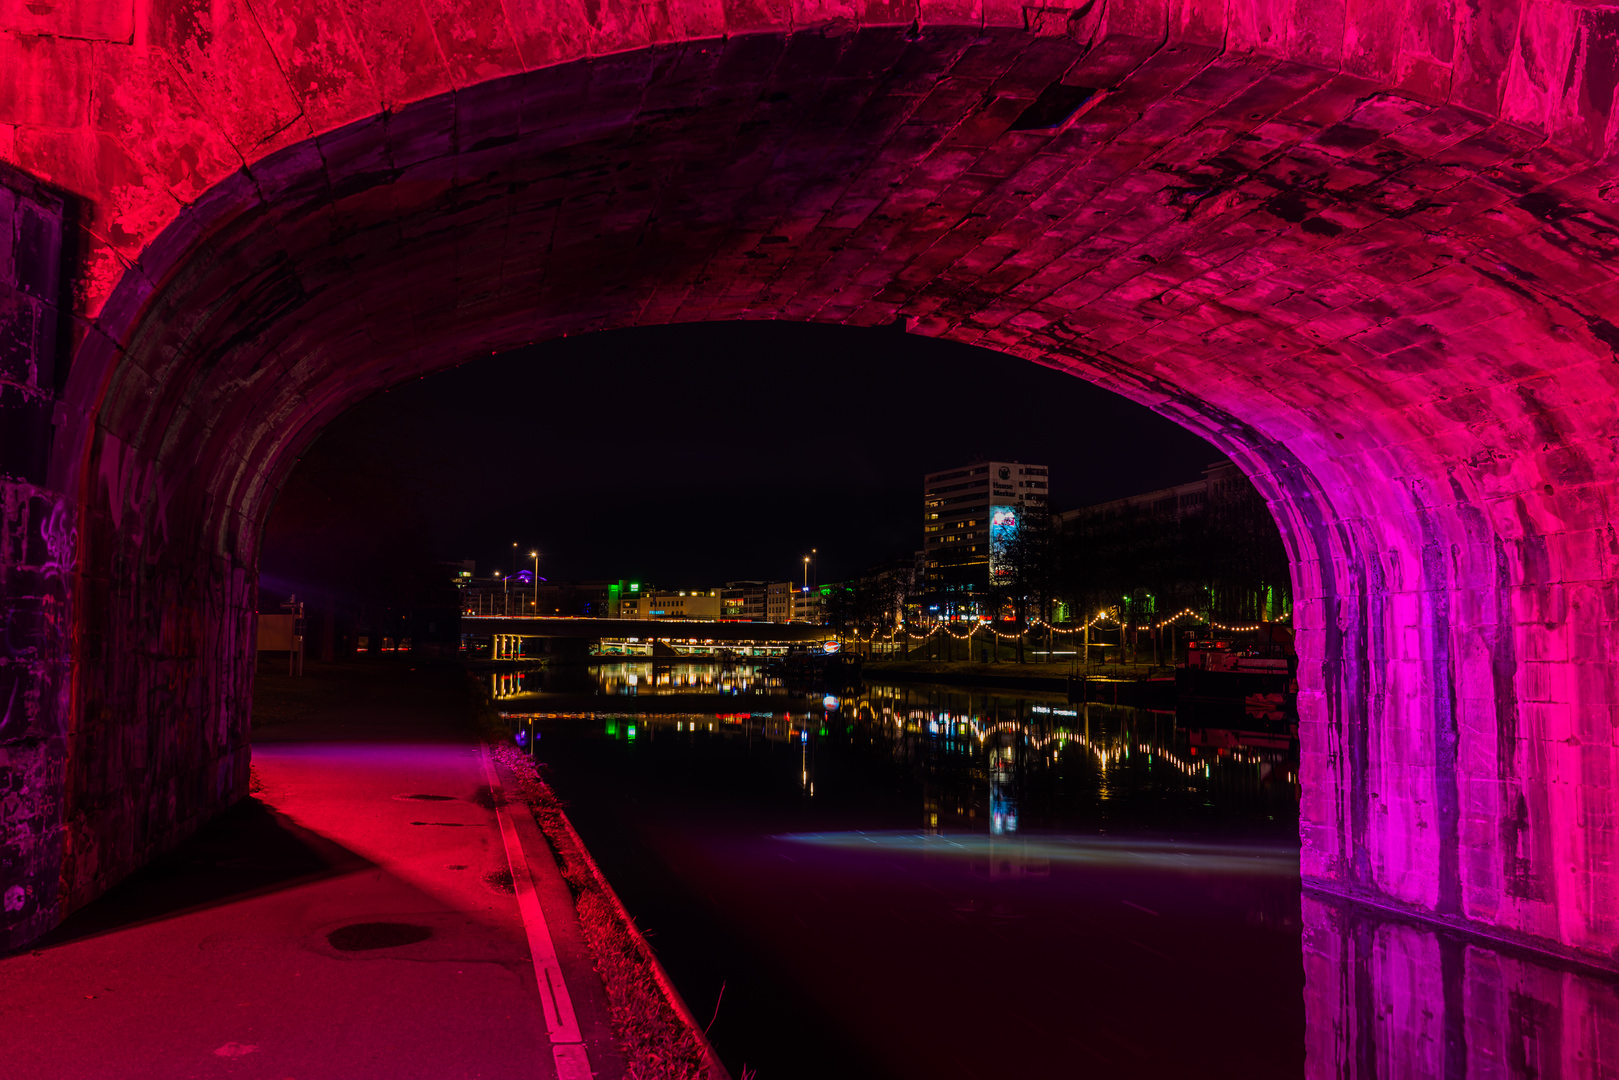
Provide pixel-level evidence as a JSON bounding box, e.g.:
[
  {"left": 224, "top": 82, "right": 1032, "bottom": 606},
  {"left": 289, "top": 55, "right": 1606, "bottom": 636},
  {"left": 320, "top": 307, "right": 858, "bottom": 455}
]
[{"left": 2, "top": 0, "right": 1618, "bottom": 988}]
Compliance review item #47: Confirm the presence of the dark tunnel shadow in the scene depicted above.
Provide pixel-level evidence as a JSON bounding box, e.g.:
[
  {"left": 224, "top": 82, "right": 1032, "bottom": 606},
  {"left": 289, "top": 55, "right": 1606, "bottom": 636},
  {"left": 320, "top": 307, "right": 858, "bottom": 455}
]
[{"left": 20, "top": 796, "right": 372, "bottom": 952}]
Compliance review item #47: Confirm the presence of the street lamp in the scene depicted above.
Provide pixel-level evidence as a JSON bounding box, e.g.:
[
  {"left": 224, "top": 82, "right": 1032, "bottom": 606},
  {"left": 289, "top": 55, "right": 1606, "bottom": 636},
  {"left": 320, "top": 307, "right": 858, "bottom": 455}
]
[{"left": 532, "top": 551, "right": 540, "bottom": 613}]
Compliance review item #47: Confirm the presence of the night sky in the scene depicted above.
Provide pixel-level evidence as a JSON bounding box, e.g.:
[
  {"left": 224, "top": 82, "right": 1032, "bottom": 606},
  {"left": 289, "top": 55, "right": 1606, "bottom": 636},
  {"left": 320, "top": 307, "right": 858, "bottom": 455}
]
[{"left": 259, "top": 321, "right": 1219, "bottom": 596}]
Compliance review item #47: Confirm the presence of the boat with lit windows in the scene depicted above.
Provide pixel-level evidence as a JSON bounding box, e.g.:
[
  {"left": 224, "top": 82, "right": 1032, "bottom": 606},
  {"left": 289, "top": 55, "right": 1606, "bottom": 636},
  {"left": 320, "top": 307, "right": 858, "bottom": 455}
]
[{"left": 1174, "top": 625, "right": 1297, "bottom": 711}]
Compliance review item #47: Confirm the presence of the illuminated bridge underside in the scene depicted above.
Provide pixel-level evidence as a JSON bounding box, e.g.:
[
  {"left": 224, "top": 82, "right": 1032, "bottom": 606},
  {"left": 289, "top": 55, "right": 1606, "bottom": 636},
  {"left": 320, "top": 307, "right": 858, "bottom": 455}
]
[
  {"left": 2, "top": 0, "right": 1619, "bottom": 1039},
  {"left": 464, "top": 616, "right": 833, "bottom": 642}
]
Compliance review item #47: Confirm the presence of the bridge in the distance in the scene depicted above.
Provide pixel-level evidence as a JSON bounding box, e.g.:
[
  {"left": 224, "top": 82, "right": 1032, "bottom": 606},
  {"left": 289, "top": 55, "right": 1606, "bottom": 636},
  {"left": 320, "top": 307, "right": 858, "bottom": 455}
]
[{"left": 461, "top": 616, "right": 833, "bottom": 659}]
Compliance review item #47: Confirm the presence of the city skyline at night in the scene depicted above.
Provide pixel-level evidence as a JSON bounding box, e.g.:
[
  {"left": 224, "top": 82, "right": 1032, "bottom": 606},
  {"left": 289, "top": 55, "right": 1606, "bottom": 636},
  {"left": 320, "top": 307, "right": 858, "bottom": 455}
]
[{"left": 260, "top": 321, "right": 1219, "bottom": 599}]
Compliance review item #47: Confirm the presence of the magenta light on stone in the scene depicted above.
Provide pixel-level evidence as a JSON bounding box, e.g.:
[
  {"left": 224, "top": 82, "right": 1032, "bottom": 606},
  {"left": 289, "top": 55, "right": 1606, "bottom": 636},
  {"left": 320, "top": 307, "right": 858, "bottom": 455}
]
[{"left": 3, "top": 2, "right": 1619, "bottom": 1070}]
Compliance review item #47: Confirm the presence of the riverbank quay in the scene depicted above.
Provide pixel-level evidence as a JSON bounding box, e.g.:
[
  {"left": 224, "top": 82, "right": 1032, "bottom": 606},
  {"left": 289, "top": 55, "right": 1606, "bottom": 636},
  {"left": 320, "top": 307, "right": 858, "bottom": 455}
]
[
  {"left": 471, "top": 675, "right": 725, "bottom": 1080},
  {"left": 489, "top": 744, "right": 726, "bottom": 1080},
  {"left": 0, "top": 659, "right": 634, "bottom": 1080},
  {"left": 862, "top": 659, "right": 1177, "bottom": 701}
]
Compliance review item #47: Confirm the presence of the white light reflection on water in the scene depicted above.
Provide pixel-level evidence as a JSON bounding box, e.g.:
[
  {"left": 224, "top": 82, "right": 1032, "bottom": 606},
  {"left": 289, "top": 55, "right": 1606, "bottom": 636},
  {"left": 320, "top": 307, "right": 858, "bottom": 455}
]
[{"left": 778, "top": 831, "right": 1299, "bottom": 876}]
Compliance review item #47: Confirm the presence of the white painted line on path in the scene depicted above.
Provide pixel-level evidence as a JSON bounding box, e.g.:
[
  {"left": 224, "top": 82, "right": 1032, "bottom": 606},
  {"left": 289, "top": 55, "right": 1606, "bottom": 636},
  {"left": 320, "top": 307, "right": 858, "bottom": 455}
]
[
  {"left": 480, "top": 746, "right": 591, "bottom": 1078},
  {"left": 552, "top": 1043, "right": 593, "bottom": 1079}
]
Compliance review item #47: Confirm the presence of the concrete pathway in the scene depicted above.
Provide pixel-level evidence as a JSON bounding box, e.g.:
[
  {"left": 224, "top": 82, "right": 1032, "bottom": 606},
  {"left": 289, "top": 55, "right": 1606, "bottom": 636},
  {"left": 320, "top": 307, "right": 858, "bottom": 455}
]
[{"left": 0, "top": 663, "right": 624, "bottom": 1080}]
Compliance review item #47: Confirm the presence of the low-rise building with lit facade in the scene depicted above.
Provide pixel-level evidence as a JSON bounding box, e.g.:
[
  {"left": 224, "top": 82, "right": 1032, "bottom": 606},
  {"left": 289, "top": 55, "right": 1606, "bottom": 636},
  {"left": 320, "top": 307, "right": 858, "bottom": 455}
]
[
  {"left": 791, "top": 587, "right": 826, "bottom": 623},
  {"left": 765, "top": 581, "right": 796, "bottom": 622},
  {"left": 616, "top": 589, "right": 721, "bottom": 620},
  {"left": 1054, "top": 460, "right": 1243, "bottom": 528},
  {"left": 1053, "top": 460, "right": 1291, "bottom": 629},
  {"left": 723, "top": 581, "right": 770, "bottom": 620}
]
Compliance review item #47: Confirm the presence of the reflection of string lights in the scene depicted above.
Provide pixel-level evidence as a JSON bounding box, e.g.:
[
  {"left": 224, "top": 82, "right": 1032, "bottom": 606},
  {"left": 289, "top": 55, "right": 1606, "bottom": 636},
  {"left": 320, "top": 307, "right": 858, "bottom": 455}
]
[
  {"left": 1140, "top": 742, "right": 1200, "bottom": 776},
  {"left": 500, "top": 693, "right": 1299, "bottom": 796}
]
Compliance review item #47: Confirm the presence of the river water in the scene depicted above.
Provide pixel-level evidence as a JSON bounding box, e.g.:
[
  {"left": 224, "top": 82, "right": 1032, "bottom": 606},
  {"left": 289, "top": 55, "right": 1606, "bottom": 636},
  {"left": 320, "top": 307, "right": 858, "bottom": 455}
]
[{"left": 497, "top": 661, "right": 1307, "bottom": 1078}]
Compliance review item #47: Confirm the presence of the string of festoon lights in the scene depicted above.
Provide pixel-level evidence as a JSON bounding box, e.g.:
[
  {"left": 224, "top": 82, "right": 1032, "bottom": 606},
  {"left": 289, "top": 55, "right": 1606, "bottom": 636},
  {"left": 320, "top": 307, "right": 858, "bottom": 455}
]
[{"left": 845, "top": 607, "right": 1289, "bottom": 642}]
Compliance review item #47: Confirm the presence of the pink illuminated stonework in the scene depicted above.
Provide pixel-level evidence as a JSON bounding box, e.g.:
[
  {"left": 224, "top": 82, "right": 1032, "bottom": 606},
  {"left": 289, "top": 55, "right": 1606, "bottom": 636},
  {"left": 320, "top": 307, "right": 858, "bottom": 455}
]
[{"left": 1, "top": 0, "right": 1618, "bottom": 1031}]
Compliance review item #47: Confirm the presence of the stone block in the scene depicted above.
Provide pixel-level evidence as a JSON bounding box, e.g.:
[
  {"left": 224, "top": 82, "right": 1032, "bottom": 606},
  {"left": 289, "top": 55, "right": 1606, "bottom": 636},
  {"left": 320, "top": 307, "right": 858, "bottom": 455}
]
[
  {"left": 420, "top": 0, "right": 526, "bottom": 88},
  {"left": 337, "top": 0, "right": 456, "bottom": 107},
  {"left": 0, "top": 34, "right": 90, "bottom": 130}
]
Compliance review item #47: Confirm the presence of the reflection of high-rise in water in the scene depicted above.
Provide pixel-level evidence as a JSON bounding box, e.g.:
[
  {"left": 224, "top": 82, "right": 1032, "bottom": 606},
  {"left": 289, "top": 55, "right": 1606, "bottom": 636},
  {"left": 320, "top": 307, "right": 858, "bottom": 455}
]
[
  {"left": 799, "top": 723, "right": 814, "bottom": 797},
  {"left": 988, "top": 732, "right": 1018, "bottom": 835}
]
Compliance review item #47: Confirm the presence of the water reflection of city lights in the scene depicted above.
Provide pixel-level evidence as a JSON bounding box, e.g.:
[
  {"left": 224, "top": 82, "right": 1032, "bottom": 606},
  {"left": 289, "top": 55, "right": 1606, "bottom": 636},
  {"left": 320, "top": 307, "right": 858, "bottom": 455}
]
[
  {"left": 511, "top": 661, "right": 785, "bottom": 699},
  {"left": 502, "top": 671, "right": 1298, "bottom": 833}
]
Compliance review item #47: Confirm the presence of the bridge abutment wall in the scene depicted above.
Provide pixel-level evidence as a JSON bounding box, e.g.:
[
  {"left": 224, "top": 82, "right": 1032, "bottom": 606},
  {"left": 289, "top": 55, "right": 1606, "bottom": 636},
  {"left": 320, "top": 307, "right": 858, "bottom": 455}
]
[
  {"left": 0, "top": 163, "right": 71, "bottom": 949},
  {"left": 0, "top": 161, "right": 256, "bottom": 953}
]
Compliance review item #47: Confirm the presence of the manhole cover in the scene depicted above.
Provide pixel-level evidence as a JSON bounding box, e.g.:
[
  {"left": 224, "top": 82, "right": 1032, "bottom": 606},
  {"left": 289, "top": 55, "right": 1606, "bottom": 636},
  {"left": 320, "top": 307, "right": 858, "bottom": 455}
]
[
  {"left": 326, "top": 922, "right": 434, "bottom": 951},
  {"left": 396, "top": 793, "right": 456, "bottom": 801}
]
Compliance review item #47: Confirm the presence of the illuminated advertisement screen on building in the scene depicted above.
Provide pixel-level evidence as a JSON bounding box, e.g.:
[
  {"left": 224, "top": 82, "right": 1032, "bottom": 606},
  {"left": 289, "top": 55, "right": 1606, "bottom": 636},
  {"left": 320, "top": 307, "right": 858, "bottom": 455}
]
[{"left": 989, "top": 505, "right": 1019, "bottom": 579}]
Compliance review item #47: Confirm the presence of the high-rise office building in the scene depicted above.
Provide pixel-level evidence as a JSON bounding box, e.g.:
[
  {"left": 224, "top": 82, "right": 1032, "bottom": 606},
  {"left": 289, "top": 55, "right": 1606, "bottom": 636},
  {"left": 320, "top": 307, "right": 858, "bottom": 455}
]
[{"left": 922, "top": 460, "right": 1049, "bottom": 618}]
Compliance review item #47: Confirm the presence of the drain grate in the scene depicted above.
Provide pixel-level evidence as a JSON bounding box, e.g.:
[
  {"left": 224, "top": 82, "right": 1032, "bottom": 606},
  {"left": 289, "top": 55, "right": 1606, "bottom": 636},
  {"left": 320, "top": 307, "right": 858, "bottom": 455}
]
[
  {"left": 326, "top": 922, "right": 433, "bottom": 951},
  {"left": 396, "top": 793, "right": 456, "bottom": 801}
]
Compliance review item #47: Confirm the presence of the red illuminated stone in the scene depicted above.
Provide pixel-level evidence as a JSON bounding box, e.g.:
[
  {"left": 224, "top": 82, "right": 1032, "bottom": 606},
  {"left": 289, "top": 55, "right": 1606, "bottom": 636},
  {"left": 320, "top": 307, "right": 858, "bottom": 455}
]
[{"left": 0, "top": 3, "right": 1616, "bottom": 1009}]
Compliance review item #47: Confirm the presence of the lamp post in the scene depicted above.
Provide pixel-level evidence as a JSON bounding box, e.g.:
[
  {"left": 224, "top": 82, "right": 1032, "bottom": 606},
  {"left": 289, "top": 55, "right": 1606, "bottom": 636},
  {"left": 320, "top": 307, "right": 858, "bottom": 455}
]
[
  {"left": 1084, "top": 614, "right": 1092, "bottom": 684},
  {"left": 532, "top": 551, "right": 540, "bottom": 614}
]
